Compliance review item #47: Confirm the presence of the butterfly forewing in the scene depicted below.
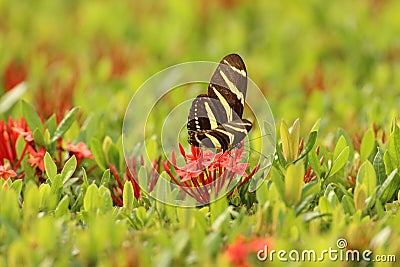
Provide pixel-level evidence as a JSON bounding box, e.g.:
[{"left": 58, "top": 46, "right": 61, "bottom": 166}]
[{"left": 207, "top": 54, "right": 247, "bottom": 121}]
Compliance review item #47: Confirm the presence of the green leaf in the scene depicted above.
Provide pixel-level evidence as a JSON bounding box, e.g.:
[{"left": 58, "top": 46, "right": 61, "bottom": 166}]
[
  {"left": 82, "top": 167, "right": 89, "bottom": 189},
  {"left": 45, "top": 115, "right": 57, "bottom": 136},
  {"left": 333, "top": 136, "right": 347, "bottom": 160},
  {"left": 107, "top": 143, "right": 120, "bottom": 167},
  {"left": 210, "top": 197, "right": 228, "bottom": 224},
  {"left": 0, "top": 82, "right": 27, "bottom": 113},
  {"left": 295, "top": 194, "right": 316, "bottom": 215},
  {"left": 44, "top": 152, "right": 57, "bottom": 181},
  {"left": 21, "top": 100, "right": 43, "bottom": 134},
  {"left": 301, "top": 179, "right": 320, "bottom": 199},
  {"left": 337, "top": 129, "right": 354, "bottom": 160},
  {"left": 23, "top": 183, "right": 40, "bottom": 220},
  {"left": 43, "top": 129, "right": 51, "bottom": 146},
  {"left": 10, "top": 180, "right": 22, "bottom": 195},
  {"left": 38, "top": 184, "right": 51, "bottom": 210},
  {"left": 33, "top": 128, "right": 45, "bottom": 147},
  {"left": 319, "top": 196, "right": 333, "bottom": 214},
  {"left": 90, "top": 138, "right": 107, "bottom": 170},
  {"left": 100, "top": 169, "right": 110, "bottom": 186},
  {"left": 356, "top": 161, "right": 377, "bottom": 197},
  {"left": 15, "top": 135, "right": 26, "bottom": 159},
  {"left": 84, "top": 184, "right": 99, "bottom": 212},
  {"left": 383, "top": 124, "right": 400, "bottom": 174},
  {"left": 61, "top": 156, "right": 77, "bottom": 183},
  {"left": 270, "top": 166, "right": 284, "bottom": 199},
  {"left": 276, "top": 143, "right": 288, "bottom": 167},
  {"left": 311, "top": 119, "right": 321, "bottom": 132},
  {"left": 290, "top": 119, "right": 300, "bottom": 160},
  {"left": 330, "top": 146, "right": 349, "bottom": 177},
  {"left": 99, "top": 185, "right": 113, "bottom": 213},
  {"left": 123, "top": 181, "right": 135, "bottom": 210},
  {"left": 308, "top": 149, "right": 322, "bottom": 177},
  {"left": 135, "top": 206, "right": 147, "bottom": 226},
  {"left": 280, "top": 120, "right": 292, "bottom": 162},
  {"left": 360, "top": 129, "right": 375, "bottom": 162},
  {"left": 285, "top": 162, "right": 304, "bottom": 205},
  {"left": 377, "top": 169, "right": 400, "bottom": 203},
  {"left": 256, "top": 181, "right": 269, "bottom": 204},
  {"left": 354, "top": 184, "right": 367, "bottom": 210},
  {"left": 50, "top": 174, "right": 63, "bottom": 200},
  {"left": 51, "top": 107, "right": 79, "bottom": 143},
  {"left": 373, "top": 148, "right": 386, "bottom": 185},
  {"left": 342, "top": 195, "right": 356, "bottom": 215},
  {"left": 326, "top": 189, "right": 339, "bottom": 207},
  {"left": 55, "top": 195, "right": 69, "bottom": 218}
]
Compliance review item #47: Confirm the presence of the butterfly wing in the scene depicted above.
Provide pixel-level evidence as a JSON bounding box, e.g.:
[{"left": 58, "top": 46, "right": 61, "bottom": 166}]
[
  {"left": 189, "top": 119, "right": 253, "bottom": 151},
  {"left": 187, "top": 95, "right": 223, "bottom": 146},
  {"left": 187, "top": 53, "right": 251, "bottom": 151},
  {"left": 207, "top": 53, "right": 247, "bottom": 122}
]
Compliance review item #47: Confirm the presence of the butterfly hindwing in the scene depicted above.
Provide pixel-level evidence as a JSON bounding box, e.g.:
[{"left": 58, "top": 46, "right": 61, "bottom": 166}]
[
  {"left": 188, "top": 119, "right": 252, "bottom": 151},
  {"left": 187, "top": 54, "right": 252, "bottom": 151}
]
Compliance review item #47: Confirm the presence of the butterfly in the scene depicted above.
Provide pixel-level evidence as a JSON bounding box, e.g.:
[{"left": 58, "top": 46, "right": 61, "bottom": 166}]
[{"left": 187, "top": 53, "right": 252, "bottom": 151}]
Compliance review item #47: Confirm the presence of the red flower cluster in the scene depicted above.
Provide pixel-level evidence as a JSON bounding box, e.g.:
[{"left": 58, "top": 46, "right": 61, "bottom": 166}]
[
  {"left": 110, "top": 155, "right": 160, "bottom": 206},
  {"left": 0, "top": 117, "right": 51, "bottom": 178},
  {"left": 66, "top": 141, "right": 94, "bottom": 166},
  {"left": 0, "top": 117, "right": 32, "bottom": 171},
  {"left": 163, "top": 143, "right": 259, "bottom": 203},
  {"left": 0, "top": 117, "right": 94, "bottom": 181},
  {"left": 225, "top": 236, "right": 272, "bottom": 267},
  {"left": 0, "top": 163, "right": 16, "bottom": 180}
]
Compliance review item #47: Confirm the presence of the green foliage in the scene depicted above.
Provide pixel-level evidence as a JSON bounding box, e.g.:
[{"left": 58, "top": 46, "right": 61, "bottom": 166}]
[
  {"left": 329, "top": 136, "right": 350, "bottom": 177},
  {"left": 284, "top": 162, "right": 304, "bottom": 206},
  {"left": 50, "top": 107, "right": 79, "bottom": 143}
]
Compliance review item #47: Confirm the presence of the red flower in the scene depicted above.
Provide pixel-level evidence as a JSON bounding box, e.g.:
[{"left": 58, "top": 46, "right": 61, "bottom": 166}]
[
  {"left": 66, "top": 142, "right": 94, "bottom": 161},
  {"left": 27, "top": 146, "right": 46, "bottom": 172},
  {"left": 225, "top": 236, "right": 272, "bottom": 267},
  {"left": 0, "top": 117, "right": 32, "bottom": 170},
  {"left": 110, "top": 155, "right": 160, "bottom": 206},
  {"left": 163, "top": 142, "right": 259, "bottom": 203},
  {"left": 2, "top": 60, "right": 27, "bottom": 92},
  {"left": 0, "top": 163, "right": 17, "bottom": 180}
]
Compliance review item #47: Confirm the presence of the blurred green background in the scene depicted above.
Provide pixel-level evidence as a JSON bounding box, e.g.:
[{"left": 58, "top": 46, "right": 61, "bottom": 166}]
[{"left": 1, "top": 0, "right": 400, "bottom": 139}]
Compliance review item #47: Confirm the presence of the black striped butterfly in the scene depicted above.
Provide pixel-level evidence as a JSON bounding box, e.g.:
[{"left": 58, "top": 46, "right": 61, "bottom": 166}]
[{"left": 187, "top": 54, "right": 252, "bottom": 151}]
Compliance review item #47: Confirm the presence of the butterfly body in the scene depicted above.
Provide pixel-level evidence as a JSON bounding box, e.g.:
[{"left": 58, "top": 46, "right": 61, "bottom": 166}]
[{"left": 187, "top": 54, "right": 252, "bottom": 151}]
